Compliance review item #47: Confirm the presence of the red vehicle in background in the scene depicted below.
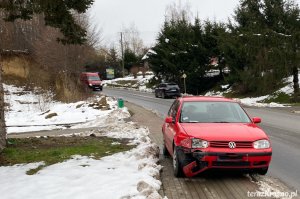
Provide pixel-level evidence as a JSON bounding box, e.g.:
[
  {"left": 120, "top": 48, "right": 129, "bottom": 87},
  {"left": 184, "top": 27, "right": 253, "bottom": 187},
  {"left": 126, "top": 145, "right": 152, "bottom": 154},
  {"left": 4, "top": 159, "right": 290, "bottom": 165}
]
[
  {"left": 80, "top": 72, "right": 103, "bottom": 91},
  {"left": 162, "top": 96, "right": 272, "bottom": 177}
]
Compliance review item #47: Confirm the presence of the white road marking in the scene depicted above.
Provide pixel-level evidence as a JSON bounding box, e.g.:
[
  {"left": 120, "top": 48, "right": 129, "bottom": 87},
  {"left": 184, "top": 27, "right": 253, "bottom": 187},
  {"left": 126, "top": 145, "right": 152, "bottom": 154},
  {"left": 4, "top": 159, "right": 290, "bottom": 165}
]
[{"left": 131, "top": 93, "right": 159, "bottom": 100}]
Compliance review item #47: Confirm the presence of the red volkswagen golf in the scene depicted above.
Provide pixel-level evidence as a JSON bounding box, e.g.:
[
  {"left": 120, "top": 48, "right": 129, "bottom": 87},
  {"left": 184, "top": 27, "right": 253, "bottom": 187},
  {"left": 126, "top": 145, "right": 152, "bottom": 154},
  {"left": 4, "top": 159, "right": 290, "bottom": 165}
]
[{"left": 162, "top": 96, "right": 272, "bottom": 177}]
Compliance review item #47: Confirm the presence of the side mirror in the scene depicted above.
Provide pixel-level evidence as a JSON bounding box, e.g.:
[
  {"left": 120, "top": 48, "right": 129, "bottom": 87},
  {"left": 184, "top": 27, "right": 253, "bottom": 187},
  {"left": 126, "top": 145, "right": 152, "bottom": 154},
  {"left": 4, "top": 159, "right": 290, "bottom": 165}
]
[
  {"left": 165, "top": 116, "right": 174, "bottom": 123},
  {"left": 252, "top": 117, "right": 261, "bottom": 124}
]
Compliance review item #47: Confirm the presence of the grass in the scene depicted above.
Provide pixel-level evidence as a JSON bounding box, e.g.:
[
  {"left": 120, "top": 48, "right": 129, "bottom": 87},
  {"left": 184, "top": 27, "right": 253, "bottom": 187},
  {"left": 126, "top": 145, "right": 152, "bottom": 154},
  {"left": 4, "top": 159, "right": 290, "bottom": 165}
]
[
  {"left": 0, "top": 136, "right": 134, "bottom": 175},
  {"left": 115, "top": 80, "right": 138, "bottom": 85},
  {"left": 262, "top": 92, "right": 291, "bottom": 103},
  {"left": 105, "top": 83, "right": 137, "bottom": 89}
]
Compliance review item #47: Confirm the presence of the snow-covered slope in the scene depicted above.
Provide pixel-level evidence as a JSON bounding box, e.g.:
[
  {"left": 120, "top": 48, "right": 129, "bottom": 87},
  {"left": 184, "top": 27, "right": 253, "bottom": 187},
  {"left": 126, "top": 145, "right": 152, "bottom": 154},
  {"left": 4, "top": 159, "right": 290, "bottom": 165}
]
[
  {"left": 102, "top": 72, "right": 154, "bottom": 92},
  {"left": 0, "top": 110, "right": 163, "bottom": 199},
  {"left": 4, "top": 84, "right": 119, "bottom": 133},
  {"left": 205, "top": 74, "right": 300, "bottom": 107},
  {"left": 2, "top": 84, "right": 164, "bottom": 199}
]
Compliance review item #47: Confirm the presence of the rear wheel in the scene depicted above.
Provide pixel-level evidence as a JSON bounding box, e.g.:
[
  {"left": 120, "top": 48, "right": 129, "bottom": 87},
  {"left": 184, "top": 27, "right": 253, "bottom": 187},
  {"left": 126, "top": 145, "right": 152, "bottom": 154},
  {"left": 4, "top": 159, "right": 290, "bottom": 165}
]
[
  {"left": 155, "top": 91, "right": 158, "bottom": 98},
  {"left": 161, "top": 91, "right": 165, "bottom": 99},
  {"left": 173, "top": 147, "right": 184, "bottom": 177}
]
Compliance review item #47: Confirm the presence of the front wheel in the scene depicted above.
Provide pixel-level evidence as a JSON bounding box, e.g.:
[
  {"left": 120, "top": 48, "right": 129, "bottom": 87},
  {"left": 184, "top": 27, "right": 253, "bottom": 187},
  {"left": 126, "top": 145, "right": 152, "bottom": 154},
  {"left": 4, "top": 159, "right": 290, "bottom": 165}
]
[
  {"left": 256, "top": 167, "right": 269, "bottom": 175},
  {"left": 173, "top": 147, "right": 184, "bottom": 177},
  {"left": 163, "top": 143, "right": 170, "bottom": 156}
]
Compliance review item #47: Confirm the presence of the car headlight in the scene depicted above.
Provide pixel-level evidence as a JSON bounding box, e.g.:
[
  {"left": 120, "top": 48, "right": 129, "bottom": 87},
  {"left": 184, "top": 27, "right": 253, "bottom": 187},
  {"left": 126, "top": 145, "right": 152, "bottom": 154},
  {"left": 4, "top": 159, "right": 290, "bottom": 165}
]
[
  {"left": 89, "top": 83, "right": 92, "bottom": 86},
  {"left": 192, "top": 138, "right": 209, "bottom": 148},
  {"left": 253, "top": 139, "right": 270, "bottom": 149}
]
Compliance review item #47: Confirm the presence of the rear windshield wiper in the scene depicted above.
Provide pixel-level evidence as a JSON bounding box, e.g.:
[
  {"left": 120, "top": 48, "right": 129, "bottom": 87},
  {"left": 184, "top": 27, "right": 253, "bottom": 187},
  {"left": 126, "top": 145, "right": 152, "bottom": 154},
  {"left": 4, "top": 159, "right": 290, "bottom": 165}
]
[{"left": 212, "top": 121, "right": 230, "bottom": 123}]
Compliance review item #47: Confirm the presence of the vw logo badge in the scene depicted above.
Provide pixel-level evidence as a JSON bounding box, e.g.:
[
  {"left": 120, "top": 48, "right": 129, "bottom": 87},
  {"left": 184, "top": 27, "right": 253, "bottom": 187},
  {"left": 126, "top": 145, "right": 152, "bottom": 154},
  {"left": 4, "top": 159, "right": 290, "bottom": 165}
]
[{"left": 228, "top": 142, "right": 236, "bottom": 149}]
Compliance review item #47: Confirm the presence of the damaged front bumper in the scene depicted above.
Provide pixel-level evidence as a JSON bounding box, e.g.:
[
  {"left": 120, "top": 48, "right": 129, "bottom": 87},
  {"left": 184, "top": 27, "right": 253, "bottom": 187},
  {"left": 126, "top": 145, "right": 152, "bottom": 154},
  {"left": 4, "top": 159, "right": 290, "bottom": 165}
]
[{"left": 178, "top": 148, "right": 272, "bottom": 177}]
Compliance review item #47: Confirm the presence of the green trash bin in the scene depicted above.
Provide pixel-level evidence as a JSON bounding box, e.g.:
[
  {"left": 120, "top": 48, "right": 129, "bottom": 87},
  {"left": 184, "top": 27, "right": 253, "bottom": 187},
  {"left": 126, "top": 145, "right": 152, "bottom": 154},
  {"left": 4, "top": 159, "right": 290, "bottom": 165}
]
[{"left": 118, "top": 98, "right": 124, "bottom": 108}]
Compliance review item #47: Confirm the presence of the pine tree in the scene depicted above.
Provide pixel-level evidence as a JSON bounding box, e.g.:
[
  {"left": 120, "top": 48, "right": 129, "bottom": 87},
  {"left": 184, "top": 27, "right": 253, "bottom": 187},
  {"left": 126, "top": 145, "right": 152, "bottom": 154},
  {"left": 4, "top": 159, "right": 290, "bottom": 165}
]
[
  {"left": 224, "top": 0, "right": 300, "bottom": 97},
  {"left": 0, "top": 0, "right": 94, "bottom": 44},
  {"left": 123, "top": 48, "right": 139, "bottom": 72}
]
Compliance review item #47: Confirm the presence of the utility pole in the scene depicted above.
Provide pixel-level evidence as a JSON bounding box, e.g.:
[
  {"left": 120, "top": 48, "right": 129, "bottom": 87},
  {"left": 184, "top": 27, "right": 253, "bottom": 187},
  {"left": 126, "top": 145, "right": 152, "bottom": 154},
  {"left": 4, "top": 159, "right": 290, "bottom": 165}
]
[
  {"left": 181, "top": 71, "right": 187, "bottom": 94},
  {"left": 182, "top": 72, "right": 187, "bottom": 94},
  {"left": 120, "top": 32, "right": 125, "bottom": 77}
]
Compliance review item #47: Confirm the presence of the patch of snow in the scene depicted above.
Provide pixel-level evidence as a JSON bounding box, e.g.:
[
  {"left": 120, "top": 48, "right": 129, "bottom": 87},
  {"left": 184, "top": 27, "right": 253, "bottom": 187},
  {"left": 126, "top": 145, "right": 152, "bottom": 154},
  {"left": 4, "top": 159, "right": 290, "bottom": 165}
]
[
  {"left": 205, "top": 90, "right": 224, "bottom": 97},
  {"left": 148, "top": 49, "right": 157, "bottom": 55},
  {"left": 221, "top": 84, "right": 230, "bottom": 89},
  {"left": 246, "top": 175, "right": 297, "bottom": 199},
  {"left": 142, "top": 49, "right": 157, "bottom": 60},
  {"left": 4, "top": 84, "right": 121, "bottom": 133},
  {"left": 0, "top": 108, "right": 163, "bottom": 199},
  {"left": 276, "top": 32, "right": 292, "bottom": 37},
  {"left": 236, "top": 96, "right": 287, "bottom": 108},
  {"left": 278, "top": 74, "right": 300, "bottom": 95},
  {"left": 204, "top": 73, "right": 299, "bottom": 107},
  {"left": 239, "top": 95, "right": 269, "bottom": 106},
  {"left": 102, "top": 74, "right": 154, "bottom": 93}
]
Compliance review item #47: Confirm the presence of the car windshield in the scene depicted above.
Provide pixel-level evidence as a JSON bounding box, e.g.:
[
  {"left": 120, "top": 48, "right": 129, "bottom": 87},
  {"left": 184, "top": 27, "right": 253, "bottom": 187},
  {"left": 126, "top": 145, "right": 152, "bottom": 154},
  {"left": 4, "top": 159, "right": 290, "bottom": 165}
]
[
  {"left": 180, "top": 101, "right": 251, "bottom": 123},
  {"left": 88, "top": 76, "right": 100, "bottom": 81}
]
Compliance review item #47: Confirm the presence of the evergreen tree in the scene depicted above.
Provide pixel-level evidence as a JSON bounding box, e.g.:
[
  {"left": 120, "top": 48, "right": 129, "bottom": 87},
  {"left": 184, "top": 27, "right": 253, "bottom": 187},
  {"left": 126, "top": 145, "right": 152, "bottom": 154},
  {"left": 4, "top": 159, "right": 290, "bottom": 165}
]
[
  {"left": 0, "top": 0, "right": 94, "bottom": 44},
  {"left": 149, "top": 16, "right": 213, "bottom": 94},
  {"left": 223, "top": 0, "right": 300, "bottom": 96},
  {"left": 107, "top": 48, "right": 122, "bottom": 78},
  {"left": 123, "top": 48, "right": 139, "bottom": 72}
]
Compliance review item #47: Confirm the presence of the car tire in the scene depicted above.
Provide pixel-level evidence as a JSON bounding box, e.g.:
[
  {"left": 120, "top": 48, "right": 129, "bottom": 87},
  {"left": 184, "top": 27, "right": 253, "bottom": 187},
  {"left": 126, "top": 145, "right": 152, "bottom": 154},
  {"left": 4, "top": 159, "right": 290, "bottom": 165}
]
[
  {"left": 173, "top": 147, "right": 184, "bottom": 177},
  {"left": 155, "top": 92, "right": 158, "bottom": 98},
  {"left": 162, "top": 91, "right": 165, "bottom": 99},
  {"left": 163, "top": 143, "right": 170, "bottom": 156},
  {"left": 256, "top": 167, "right": 268, "bottom": 175}
]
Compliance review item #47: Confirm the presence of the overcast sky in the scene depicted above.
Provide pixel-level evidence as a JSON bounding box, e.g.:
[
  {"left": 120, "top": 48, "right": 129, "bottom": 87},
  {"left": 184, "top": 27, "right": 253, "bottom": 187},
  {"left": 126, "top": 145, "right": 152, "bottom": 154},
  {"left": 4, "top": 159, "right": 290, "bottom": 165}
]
[{"left": 89, "top": 0, "right": 300, "bottom": 47}]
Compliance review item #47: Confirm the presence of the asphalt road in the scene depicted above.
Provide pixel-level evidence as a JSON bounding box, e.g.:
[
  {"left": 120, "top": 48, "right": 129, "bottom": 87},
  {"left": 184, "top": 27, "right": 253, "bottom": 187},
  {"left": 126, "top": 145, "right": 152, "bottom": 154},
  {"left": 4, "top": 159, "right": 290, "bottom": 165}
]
[{"left": 103, "top": 87, "right": 300, "bottom": 191}]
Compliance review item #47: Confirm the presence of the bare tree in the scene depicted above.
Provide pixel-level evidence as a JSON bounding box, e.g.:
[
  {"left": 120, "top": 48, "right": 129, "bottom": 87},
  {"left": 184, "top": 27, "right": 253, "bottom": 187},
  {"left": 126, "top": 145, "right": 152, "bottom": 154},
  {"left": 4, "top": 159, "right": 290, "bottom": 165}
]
[
  {"left": 165, "top": 0, "right": 193, "bottom": 22},
  {"left": 74, "top": 12, "right": 103, "bottom": 50},
  {"left": 121, "top": 23, "right": 144, "bottom": 56}
]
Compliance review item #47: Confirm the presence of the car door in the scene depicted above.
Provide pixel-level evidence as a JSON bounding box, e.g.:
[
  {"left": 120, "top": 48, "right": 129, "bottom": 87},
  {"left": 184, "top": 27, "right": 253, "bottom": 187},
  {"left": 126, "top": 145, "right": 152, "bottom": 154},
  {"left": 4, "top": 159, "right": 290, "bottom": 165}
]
[{"left": 164, "top": 100, "right": 180, "bottom": 153}]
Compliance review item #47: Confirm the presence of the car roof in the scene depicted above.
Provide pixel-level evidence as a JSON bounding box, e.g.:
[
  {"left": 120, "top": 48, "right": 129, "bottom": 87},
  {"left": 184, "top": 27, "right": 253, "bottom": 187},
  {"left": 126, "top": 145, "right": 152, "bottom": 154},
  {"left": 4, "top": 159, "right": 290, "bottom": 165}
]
[{"left": 180, "top": 96, "right": 235, "bottom": 102}]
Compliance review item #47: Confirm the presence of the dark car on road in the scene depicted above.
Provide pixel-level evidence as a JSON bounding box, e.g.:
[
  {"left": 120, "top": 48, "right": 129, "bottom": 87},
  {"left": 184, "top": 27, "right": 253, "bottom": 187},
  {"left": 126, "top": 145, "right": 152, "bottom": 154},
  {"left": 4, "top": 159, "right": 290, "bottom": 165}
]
[
  {"left": 155, "top": 83, "right": 181, "bottom": 98},
  {"left": 162, "top": 96, "right": 272, "bottom": 177}
]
